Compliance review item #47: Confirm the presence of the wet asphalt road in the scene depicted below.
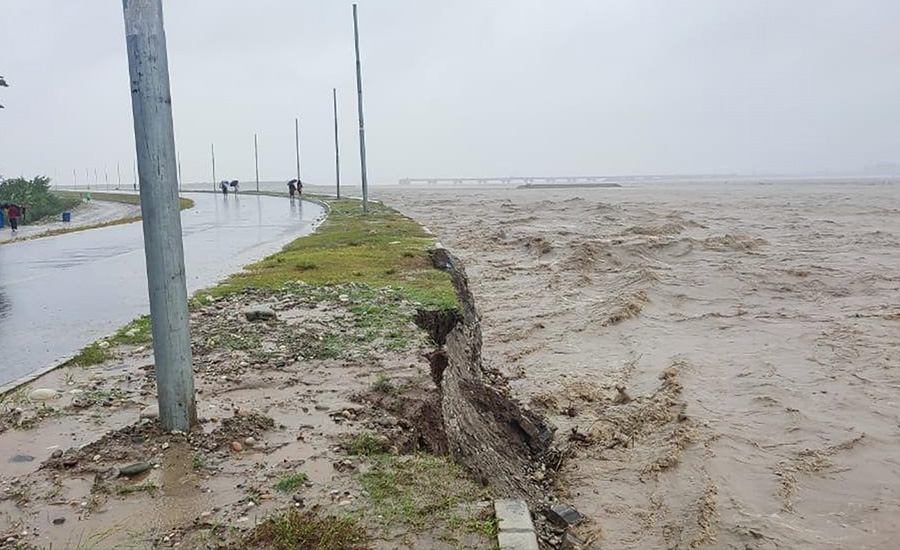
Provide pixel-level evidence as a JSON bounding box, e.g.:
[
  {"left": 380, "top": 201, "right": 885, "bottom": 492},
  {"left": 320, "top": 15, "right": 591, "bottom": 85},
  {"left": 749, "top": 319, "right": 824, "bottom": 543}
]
[{"left": 0, "top": 193, "right": 325, "bottom": 387}]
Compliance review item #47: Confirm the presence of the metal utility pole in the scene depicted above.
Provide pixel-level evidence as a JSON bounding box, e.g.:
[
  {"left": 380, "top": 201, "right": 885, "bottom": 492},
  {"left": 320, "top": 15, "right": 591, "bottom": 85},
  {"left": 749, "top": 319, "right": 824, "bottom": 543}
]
[
  {"left": 105, "top": 167, "right": 109, "bottom": 190},
  {"left": 117, "top": 163, "right": 122, "bottom": 189},
  {"left": 211, "top": 143, "right": 216, "bottom": 191},
  {"left": 123, "top": 0, "right": 196, "bottom": 431},
  {"left": 73, "top": 169, "right": 77, "bottom": 188},
  {"left": 133, "top": 159, "right": 138, "bottom": 190},
  {"left": 353, "top": 4, "right": 369, "bottom": 212},
  {"left": 333, "top": 88, "right": 341, "bottom": 199},
  {"left": 254, "top": 133, "right": 259, "bottom": 192},
  {"left": 294, "top": 117, "right": 301, "bottom": 184},
  {"left": 178, "top": 153, "right": 183, "bottom": 192},
  {"left": 86, "top": 168, "right": 90, "bottom": 190}
]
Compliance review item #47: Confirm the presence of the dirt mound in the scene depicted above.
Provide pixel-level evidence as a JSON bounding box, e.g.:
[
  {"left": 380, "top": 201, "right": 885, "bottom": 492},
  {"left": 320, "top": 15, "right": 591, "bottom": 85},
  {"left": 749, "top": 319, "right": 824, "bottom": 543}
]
[{"left": 355, "top": 381, "right": 448, "bottom": 455}]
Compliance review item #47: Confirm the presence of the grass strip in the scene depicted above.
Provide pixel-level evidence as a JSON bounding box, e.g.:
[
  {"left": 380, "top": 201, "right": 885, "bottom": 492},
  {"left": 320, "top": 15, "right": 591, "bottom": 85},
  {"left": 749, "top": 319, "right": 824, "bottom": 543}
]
[{"left": 204, "top": 198, "right": 456, "bottom": 310}]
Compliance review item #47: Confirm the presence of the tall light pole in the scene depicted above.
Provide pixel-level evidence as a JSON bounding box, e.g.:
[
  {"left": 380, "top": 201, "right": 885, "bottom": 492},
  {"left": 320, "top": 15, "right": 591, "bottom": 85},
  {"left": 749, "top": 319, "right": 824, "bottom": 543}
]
[
  {"left": 133, "top": 159, "right": 138, "bottom": 190},
  {"left": 254, "top": 133, "right": 260, "bottom": 192},
  {"left": 333, "top": 88, "right": 341, "bottom": 199},
  {"left": 353, "top": 4, "right": 369, "bottom": 212},
  {"left": 123, "top": 0, "right": 196, "bottom": 431},
  {"left": 294, "top": 117, "right": 301, "bottom": 185},
  {"left": 105, "top": 167, "right": 109, "bottom": 191},
  {"left": 73, "top": 168, "right": 77, "bottom": 189},
  {"left": 178, "top": 153, "right": 183, "bottom": 192},
  {"left": 86, "top": 168, "right": 90, "bottom": 190},
  {"left": 211, "top": 143, "right": 216, "bottom": 191},
  {"left": 117, "top": 163, "right": 122, "bottom": 189}
]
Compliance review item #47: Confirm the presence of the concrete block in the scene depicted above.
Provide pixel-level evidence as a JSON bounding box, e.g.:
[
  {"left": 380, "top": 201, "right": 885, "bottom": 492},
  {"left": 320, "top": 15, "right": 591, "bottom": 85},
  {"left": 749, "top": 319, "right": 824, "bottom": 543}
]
[
  {"left": 498, "top": 530, "right": 540, "bottom": 550},
  {"left": 494, "top": 499, "right": 534, "bottom": 533}
]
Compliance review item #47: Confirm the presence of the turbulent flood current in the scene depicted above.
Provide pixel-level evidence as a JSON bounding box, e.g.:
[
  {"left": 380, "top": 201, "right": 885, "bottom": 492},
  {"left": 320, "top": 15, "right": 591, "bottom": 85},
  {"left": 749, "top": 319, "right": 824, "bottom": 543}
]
[{"left": 379, "top": 180, "right": 900, "bottom": 549}]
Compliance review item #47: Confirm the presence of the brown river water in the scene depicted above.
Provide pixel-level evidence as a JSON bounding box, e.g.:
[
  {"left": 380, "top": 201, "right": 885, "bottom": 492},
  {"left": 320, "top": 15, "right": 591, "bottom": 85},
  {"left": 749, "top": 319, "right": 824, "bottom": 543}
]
[{"left": 378, "top": 180, "right": 900, "bottom": 550}]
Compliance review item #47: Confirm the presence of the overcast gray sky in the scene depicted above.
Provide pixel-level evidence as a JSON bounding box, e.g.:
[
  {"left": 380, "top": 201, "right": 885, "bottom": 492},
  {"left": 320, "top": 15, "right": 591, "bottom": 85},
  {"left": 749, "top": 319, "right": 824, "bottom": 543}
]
[{"left": 2, "top": 1, "right": 900, "bottom": 186}]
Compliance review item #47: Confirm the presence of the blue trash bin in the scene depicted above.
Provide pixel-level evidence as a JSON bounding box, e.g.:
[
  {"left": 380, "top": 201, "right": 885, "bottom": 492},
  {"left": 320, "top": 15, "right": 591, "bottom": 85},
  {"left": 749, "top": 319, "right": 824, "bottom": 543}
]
[{"left": 62, "top": 211, "right": 71, "bottom": 222}]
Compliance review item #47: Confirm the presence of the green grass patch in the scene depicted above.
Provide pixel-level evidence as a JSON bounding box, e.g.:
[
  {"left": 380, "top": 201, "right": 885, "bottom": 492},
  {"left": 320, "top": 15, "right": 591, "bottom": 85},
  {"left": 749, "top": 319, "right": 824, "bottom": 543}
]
[
  {"left": 53, "top": 190, "right": 194, "bottom": 211},
  {"left": 110, "top": 316, "right": 152, "bottom": 345},
  {"left": 274, "top": 472, "right": 309, "bottom": 492},
  {"left": 62, "top": 316, "right": 150, "bottom": 367},
  {"left": 192, "top": 455, "right": 207, "bottom": 471},
  {"left": 370, "top": 374, "right": 396, "bottom": 395},
  {"left": 345, "top": 432, "right": 392, "bottom": 456},
  {"left": 64, "top": 342, "right": 111, "bottom": 367},
  {"left": 359, "top": 454, "right": 491, "bottom": 531},
  {"left": 248, "top": 509, "right": 367, "bottom": 550},
  {"left": 210, "top": 199, "right": 456, "bottom": 310}
]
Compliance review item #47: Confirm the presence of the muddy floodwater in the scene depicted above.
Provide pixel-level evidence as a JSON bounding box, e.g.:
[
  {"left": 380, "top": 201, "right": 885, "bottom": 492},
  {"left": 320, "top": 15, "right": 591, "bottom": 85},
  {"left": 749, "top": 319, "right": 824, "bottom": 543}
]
[{"left": 378, "top": 180, "right": 900, "bottom": 549}]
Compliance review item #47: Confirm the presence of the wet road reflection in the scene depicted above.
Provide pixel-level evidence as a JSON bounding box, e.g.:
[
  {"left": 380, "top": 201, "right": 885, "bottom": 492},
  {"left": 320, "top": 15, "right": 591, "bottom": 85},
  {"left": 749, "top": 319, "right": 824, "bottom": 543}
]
[{"left": 0, "top": 193, "right": 325, "bottom": 387}]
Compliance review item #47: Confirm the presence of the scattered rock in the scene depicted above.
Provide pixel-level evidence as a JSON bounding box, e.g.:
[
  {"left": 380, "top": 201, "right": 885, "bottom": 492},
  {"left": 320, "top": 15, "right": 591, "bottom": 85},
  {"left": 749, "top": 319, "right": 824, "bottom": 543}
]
[
  {"left": 119, "top": 462, "right": 152, "bottom": 477},
  {"left": 231, "top": 441, "right": 244, "bottom": 452},
  {"left": 292, "top": 494, "right": 304, "bottom": 506},
  {"left": 71, "top": 397, "right": 90, "bottom": 409},
  {"left": 28, "top": 388, "right": 58, "bottom": 401},
  {"left": 52, "top": 517, "right": 66, "bottom": 526},
  {"left": 125, "top": 329, "right": 138, "bottom": 338},
  {"left": 98, "top": 341, "right": 110, "bottom": 349},
  {"left": 243, "top": 437, "right": 256, "bottom": 447},
  {"left": 9, "top": 454, "right": 35, "bottom": 463},
  {"left": 333, "top": 459, "right": 355, "bottom": 472},
  {"left": 61, "top": 455, "right": 78, "bottom": 468},
  {"left": 161, "top": 442, "right": 170, "bottom": 451},
  {"left": 92, "top": 454, "right": 102, "bottom": 462},
  {"left": 50, "top": 450, "right": 63, "bottom": 459},
  {"left": 244, "top": 306, "right": 276, "bottom": 322},
  {"left": 547, "top": 503, "right": 582, "bottom": 528}
]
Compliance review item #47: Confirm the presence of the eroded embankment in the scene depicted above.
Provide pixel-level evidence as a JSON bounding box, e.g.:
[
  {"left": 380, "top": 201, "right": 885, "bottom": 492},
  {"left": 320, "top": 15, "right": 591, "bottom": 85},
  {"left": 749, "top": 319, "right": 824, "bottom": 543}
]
[{"left": 416, "top": 248, "right": 555, "bottom": 500}]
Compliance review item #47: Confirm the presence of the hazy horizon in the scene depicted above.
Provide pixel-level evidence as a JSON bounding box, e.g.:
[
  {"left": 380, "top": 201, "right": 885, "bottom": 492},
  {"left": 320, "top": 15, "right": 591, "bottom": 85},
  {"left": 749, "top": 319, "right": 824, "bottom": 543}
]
[{"left": 2, "top": 1, "right": 900, "bottom": 186}]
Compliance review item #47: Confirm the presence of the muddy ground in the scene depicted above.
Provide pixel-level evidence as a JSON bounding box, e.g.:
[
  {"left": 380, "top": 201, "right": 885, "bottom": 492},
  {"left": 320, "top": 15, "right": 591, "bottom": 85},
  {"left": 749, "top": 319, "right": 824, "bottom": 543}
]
[
  {"left": 0, "top": 283, "right": 495, "bottom": 550},
  {"left": 378, "top": 180, "right": 900, "bottom": 549}
]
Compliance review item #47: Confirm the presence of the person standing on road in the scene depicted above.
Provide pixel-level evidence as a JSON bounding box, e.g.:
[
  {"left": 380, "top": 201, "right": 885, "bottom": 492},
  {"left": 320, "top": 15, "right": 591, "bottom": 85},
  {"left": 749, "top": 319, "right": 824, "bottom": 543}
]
[
  {"left": 287, "top": 179, "right": 297, "bottom": 200},
  {"left": 296, "top": 179, "right": 303, "bottom": 197},
  {"left": 7, "top": 203, "right": 20, "bottom": 234},
  {"left": 221, "top": 181, "right": 228, "bottom": 196}
]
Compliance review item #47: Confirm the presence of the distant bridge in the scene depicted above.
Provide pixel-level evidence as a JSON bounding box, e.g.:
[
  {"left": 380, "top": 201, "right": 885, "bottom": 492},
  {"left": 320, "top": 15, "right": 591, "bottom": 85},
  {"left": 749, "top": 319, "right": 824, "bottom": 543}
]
[{"left": 398, "top": 174, "right": 735, "bottom": 186}]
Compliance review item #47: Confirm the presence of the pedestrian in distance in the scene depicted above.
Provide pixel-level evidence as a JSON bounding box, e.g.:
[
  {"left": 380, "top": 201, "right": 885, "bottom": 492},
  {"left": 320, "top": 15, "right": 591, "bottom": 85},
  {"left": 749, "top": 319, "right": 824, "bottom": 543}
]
[
  {"left": 220, "top": 181, "right": 228, "bottom": 195},
  {"left": 296, "top": 178, "right": 303, "bottom": 197},
  {"left": 7, "top": 203, "right": 21, "bottom": 234},
  {"left": 287, "top": 179, "right": 297, "bottom": 200}
]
